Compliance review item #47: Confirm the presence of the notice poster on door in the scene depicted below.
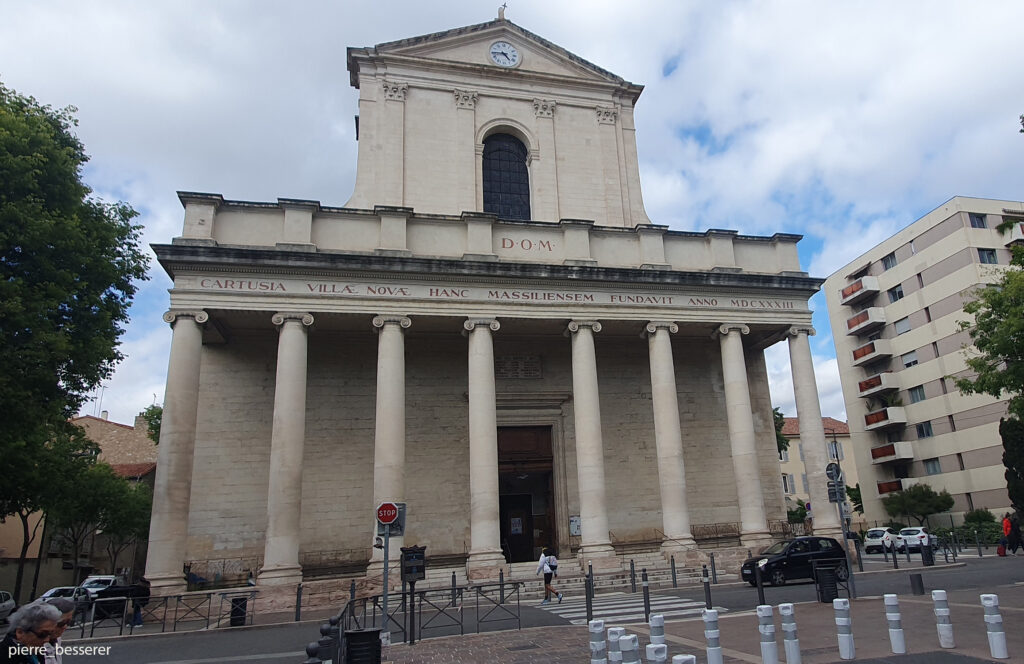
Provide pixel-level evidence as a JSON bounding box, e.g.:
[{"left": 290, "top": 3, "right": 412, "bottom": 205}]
[{"left": 510, "top": 517, "right": 523, "bottom": 535}]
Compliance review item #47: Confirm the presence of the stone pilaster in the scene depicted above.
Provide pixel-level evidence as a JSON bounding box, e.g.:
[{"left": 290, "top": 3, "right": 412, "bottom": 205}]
[
  {"left": 644, "top": 322, "right": 696, "bottom": 553},
  {"left": 259, "top": 312, "right": 314, "bottom": 586},
  {"left": 146, "top": 310, "right": 208, "bottom": 595}
]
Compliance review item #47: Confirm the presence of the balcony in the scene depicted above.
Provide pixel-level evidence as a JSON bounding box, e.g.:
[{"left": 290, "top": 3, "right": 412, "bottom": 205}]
[
  {"left": 846, "top": 307, "right": 886, "bottom": 336},
  {"left": 840, "top": 276, "right": 880, "bottom": 306},
  {"left": 851, "top": 339, "right": 892, "bottom": 367},
  {"left": 858, "top": 372, "right": 899, "bottom": 398},
  {"left": 864, "top": 406, "right": 907, "bottom": 431},
  {"left": 1004, "top": 219, "right": 1024, "bottom": 247},
  {"left": 870, "top": 441, "right": 914, "bottom": 465},
  {"left": 877, "top": 479, "right": 903, "bottom": 495}
]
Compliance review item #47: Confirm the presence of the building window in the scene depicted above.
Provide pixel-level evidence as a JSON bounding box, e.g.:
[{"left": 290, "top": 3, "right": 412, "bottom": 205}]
[
  {"left": 965, "top": 492, "right": 975, "bottom": 511},
  {"left": 910, "top": 239, "right": 917, "bottom": 254},
  {"left": 801, "top": 474, "right": 809, "bottom": 493},
  {"left": 827, "top": 440, "right": 844, "bottom": 461},
  {"left": 978, "top": 248, "right": 998, "bottom": 264},
  {"left": 917, "top": 273, "right": 925, "bottom": 288},
  {"left": 482, "top": 133, "right": 531, "bottom": 220},
  {"left": 782, "top": 474, "right": 796, "bottom": 494},
  {"left": 881, "top": 252, "right": 898, "bottom": 270},
  {"left": 916, "top": 421, "right": 934, "bottom": 438},
  {"left": 923, "top": 306, "right": 931, "bottom": 322},
  {"left": 901, "top": 350, "right": 918, "bottom": 368},
  {"left": 798, "top": 444, "right": 805, "bottom": 462},
  {"left": 948, "top": 414, "right": 956, "bottom": 432},
  {"left": 779, "top": 449, "right": 789, "bottom": 462},
  {"left": 887, "top": 430, "right": 902, "bottom": 443},
  {"left": 939, "top": 377, "right": 948, "bottom": 394},
  {"left": 908, "top": 385, "right": 926, "bottom": 403},
  {"left": 894, "top": 317, "right": 911, "bottom": 335},
  {"left": 888, "top": 285, "right": 905, "bottom": 303},
  {"left": 969, "top": 213, "right": 987, "bottom": 228},
  {"left": 924, "top": 458, "right": 941, "bottom": 475},
  {"left": 957, "top": 452, "right": 965, "bottom": 470}
]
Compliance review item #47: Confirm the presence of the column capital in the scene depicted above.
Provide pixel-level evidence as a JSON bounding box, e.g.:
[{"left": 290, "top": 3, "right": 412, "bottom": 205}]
[
  {"left": 272, "top": 312, "right": 314, "bottom": 327},
  {"left": 382, "top": 79, "right": 408, "bottom": 102},
  {"left": 533, "top": 98, "right": 557, "bottom": 118},
  {"left": 162, "top": 309, "right": 208, "bottom": 325},
  {"left": 464, "top": 318, "right": 500, "bottom": 332},
  {"left": 373, "top": 315, "right": 412, "bottom": 330},
  {"left": 566, "top": 320, "right": 602, "bottom": 335},
  {"left": 713, "top": 323, "right": 749, "bottom": 338},
  {"left": 453, "top": 88, "right": 478, "bottom": 109},
  {"left": 787, "top": 325, "right": 816, "bottom": 337},
  {"left": 644, "top": 321, "right": 678, "bottom": 337}
]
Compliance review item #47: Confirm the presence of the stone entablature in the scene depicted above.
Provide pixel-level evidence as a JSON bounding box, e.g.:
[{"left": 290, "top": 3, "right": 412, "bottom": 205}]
[{"left": 175, "top": 192, "right": 806, "bottom": 277}]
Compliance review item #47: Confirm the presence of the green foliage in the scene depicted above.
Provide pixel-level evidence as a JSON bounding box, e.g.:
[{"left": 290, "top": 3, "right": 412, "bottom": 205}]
[
  {"left": 140, "top": 404, "right": 162, "bottom": 444},
  {"left": 881, "top": 483, "right": 955, "bottom": 525},
  {"left": 963, "top": 508, "right": 996, "bottom": 524},
  {"left": 787, "top": 498, "right": 807, "bottom": 524},
  {"left": 1001, "top": 417, "right": 1024, "bottom": 513},
  {"left": 101, "top": 481, "right": 152, "bottom": 574},
  {"left": 773, "top": 407, "right": 789, "bottom": 453},
  {"left": 932, "top": 521, "right": 1004, "bottom": 546},
  {"left": 846, "top": 483, "right": 864, "bottom": 515}
]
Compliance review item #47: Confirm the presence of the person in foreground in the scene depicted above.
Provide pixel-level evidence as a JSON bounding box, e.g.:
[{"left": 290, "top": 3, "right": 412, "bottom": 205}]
[
  {"left": 40, "top": 598, "right": 75, "bottom": 664},
  {"left": 1, "top": 601, "right": 62, "bottom": 664},
  {"left": 536, "top": 546, "right": 562, "bottom": 605}
]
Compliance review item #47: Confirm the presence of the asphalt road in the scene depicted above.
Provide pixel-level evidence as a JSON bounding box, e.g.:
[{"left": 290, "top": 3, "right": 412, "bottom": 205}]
[{"left": 62, "top": 554, "right": 1024, "bottom": 664}]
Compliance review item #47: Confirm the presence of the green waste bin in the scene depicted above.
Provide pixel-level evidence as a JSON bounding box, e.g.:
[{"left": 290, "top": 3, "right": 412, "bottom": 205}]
[
  {"left": 345, "top": 628, "right": 382, "bottom": 664},
  {"left": 815, "top": 566, "right": 839, "bottom": 603}
]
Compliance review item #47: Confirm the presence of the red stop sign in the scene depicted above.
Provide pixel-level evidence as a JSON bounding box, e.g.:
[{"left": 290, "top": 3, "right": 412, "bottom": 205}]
[{"left": 376, "top": 502, "right": 399, "bottom": 525}]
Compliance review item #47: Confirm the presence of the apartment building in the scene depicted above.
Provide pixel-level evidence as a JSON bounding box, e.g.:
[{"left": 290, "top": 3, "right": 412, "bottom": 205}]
[{"left": 824, "top": 197, "right": 1024, "bottom": 525}]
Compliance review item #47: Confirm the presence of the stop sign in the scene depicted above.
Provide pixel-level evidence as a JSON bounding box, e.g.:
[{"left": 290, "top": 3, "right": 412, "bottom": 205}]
[{"left": 377, "top": 502, "right": 399, "bottom": 525}]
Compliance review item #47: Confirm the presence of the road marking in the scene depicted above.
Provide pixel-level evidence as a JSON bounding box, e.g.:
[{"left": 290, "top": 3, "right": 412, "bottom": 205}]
[
  {"left": 536, "top": 592, "right": 722, "bottom": 625},
  {"left": 148, "top": 652, "right": 302, "bottom": 663}
]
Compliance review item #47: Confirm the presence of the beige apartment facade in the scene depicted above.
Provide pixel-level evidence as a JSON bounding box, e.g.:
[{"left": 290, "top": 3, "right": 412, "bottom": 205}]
[
  {"left": 824, "top": 197, "right": 1024, "bottom": 526},
  {"left": 778, "top": 417, "right": 860, "bottom": 524},
  {"left": 145, "top": 15, "right": 841, "bottom": 596}
]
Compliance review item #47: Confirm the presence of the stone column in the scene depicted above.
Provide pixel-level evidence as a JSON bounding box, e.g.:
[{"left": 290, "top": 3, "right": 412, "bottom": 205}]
[
  {"left": 567, "top": 320, "right": 617, "bottom": 569},
  {"left": 715, "top": 324, "right": 771, "bottom": 546},
  {"left": 369, "top": 315, "right": 411, "bottom": 573},
  {"left": 464, "top": 318, "right": 506, "bottom": 579},
  {"left": 145, "top": 310, "right": 207, "bottom": 595},
  {"left": 259, "top": 312, "right": 314, "bottom": 585},
  {"left": 644, "top": 322, "right": 696, "bottom": 553},
  {"left": 788, "top": 326, "right": 842, "bottom": 536}
]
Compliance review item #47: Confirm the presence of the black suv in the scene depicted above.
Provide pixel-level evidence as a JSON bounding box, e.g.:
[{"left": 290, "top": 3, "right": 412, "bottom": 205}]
[{"left": 741, "top": 536, "right": 848, "bottom": 586}]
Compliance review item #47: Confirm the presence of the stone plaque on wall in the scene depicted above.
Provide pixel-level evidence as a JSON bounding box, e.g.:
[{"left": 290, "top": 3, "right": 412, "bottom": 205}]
[{"left": 495, "top": 354, "right": 542, "bottom": 379}]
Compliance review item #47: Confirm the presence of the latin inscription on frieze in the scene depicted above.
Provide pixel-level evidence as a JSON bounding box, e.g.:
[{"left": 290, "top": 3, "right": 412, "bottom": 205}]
[{"left": 495, "top": 355, "right": 542, "bottom": 379}]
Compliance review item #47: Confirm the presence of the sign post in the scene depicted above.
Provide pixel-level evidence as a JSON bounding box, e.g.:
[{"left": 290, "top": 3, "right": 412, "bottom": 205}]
[
  {"left": 825, "top": 463, "right": 856, "bottom": 598},
  {"left": 376, "top": 501, "right": 403, "bottom": 645}
]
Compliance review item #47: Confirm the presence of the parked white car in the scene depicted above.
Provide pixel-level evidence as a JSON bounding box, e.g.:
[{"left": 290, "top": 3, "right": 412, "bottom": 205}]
[
  {"left": 864, "top": 527, "right": 899, "bottom": 553},
  {"left": 77, "top": 575, "right": 126, "bottom": 598},
  {"left": 40, "top": 586, "right": 78, "bottom": 599},
  {"left": 898, "top": 527, "right": 938, "bottom": 552},
  {"left": 0, "top": 590, "right": 15, "bottom": 622}
]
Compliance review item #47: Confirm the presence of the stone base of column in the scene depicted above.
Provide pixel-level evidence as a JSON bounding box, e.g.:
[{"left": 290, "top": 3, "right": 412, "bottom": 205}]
[
  {"left": 812, "top": 525, "right": 844, "bottom": 539},
  {"left": 147, "top": 573, "right": 187, "bottom": 597},
  {"left": 577, "top": 543, "right": 620, "bottom": 574},
  {"left": 258, "top": 564, "right": 304, "bottom": 586},
  {"left": 660, "top": 537, "right": 697, "bottom": 558},
  {"left": 466, "top": 550, "right": 507, "bottom": 582},
  {"left": 740, "top": 530, "right": 773, "bottom": 548}
]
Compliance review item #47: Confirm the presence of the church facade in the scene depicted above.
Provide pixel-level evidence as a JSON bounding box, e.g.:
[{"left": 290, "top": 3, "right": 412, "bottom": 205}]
[{"left": 145, "top": 15, "right": 838, "bottom": 594}]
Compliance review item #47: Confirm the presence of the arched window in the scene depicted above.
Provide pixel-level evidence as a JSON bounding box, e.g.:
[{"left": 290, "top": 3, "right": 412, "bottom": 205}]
[{"left": 482, "top": 133, "right": 530, "bottom": 220}]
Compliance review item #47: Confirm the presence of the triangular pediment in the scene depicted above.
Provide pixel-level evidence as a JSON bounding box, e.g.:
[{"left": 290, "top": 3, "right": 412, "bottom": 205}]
[{"left": 362, "top": 18, "right": 628, "bottom": 86}]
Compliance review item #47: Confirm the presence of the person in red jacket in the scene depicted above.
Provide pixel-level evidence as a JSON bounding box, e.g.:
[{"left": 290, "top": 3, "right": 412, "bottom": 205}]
[{"left": 1002, "top": 514, "right": 1012, "bottom": 553}]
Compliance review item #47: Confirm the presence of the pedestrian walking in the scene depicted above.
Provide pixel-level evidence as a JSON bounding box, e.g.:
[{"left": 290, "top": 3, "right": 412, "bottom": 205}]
[
  {"left": 536, "top": 546, "right": 563, "bottom": 605},
  {"left": 1000, "top": 513, "right": 1012, "bottom": 556},
  {"left": 1009, "top": 515, "right": 1021, "bottom": 556}
]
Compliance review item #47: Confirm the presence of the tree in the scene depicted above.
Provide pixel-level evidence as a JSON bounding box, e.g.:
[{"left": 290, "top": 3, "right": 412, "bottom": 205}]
[
  {"left": 1000, "top": 417, "right": 1024, "bottom": 514},
  {"left": 101, "top": 481, "right": 152, "bottom": 575},
  {"left": 140, "top": 404, "right": 162, "bottom": 444},
  {"left": 773, "top": 407, "right": 789, "bottom": 453},
  {"left": 846, "top": 483, "right": 864, "bottom": 515},
  {"left": 0, "top": 81, "right": 148, "bottom": 596},
  {"left": 882, "top": 483, "right": 955, "bottom": 526}
]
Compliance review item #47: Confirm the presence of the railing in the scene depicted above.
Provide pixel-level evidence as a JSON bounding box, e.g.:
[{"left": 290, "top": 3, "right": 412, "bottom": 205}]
[
  {"left": 846, "top": 311, "right": 869, "bottom": 329},
  {"left": 858, "top": 375, "right": 882, "bottom": 392},
  {"left": 871, "top": 443, "right": 896, "bottom": 459},
  {"left": 768, "top": 520, "right": 807, "bottom": 538},
  {"left": 865, "top": 410, "right": 890, "bottom": 425},
  {"left": 71, "top": 588, "right": 259, "bottom": 638},
  {"left": 474, "top": 581, "right": 521, "bottom": 633},
  {"left": 841, "top": 281, "right": 864, "bottom": 299},
  {"left": 691, "top": 522, "right": 741, "bottom": 541},
  {"left": 877, "top": 480, "right": 903, "bottom": 494},
  {"left": 852, "top": 342, "right": 877, "bottom": 360}
]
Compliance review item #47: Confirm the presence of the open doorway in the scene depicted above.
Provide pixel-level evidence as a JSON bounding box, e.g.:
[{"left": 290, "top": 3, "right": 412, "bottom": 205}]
[{"left": 498, "top": 426, "right": 555, "bottom": 563}]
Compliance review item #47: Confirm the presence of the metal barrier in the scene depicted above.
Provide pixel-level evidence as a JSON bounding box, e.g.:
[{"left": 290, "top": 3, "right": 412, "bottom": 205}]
[
  {"left": 416, "top": 586, "right": 464, "bottom": 638},
  {"left": 173, "top": 593, "right": 213, "bottom": 631},
  {"left": 474, "top": 581, "right": 521, "bottom": 633},
  {"left": 216, "top": 590, "right": 258, "bottom": 628},
  {"left": 371, "top": 591, "right": 407, "bottom": 642},
  {"left": 88, "top": 596, "right": 130, "bottom": 637},
  {"left": 130, "top": 596, "right": 169, "bottom": 634}
]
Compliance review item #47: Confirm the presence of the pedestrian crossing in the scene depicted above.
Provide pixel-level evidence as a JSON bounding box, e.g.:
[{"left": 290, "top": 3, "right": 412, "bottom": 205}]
[{"left": 535, "top": 591, "right": 723, "bottom": 625}]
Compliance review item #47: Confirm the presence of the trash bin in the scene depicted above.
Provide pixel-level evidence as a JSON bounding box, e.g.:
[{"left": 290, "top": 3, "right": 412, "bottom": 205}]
[
  {"left": 921, "top": 544, "right": 935, "bottom": 567},
  {"left": 229, "top": 597, "right": 248, "bottom": 626},
  {"left": 345, "top": 628, "right": 382, "bottom": 664},
  {"left": 815, "top": 566, "right": 839, "bottom": 603}
]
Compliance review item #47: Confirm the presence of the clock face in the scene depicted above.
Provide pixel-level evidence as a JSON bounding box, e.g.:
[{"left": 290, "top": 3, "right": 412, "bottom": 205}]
[{"left": 489, "top": 41, "right": 520, "bottom": 67}]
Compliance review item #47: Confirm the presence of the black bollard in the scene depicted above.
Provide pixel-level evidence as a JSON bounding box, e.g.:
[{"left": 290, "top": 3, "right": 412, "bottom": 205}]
[
  {"left": 408, "top": 582, "right": 417, "bottom": 645},
  {"left": 892, "top": 544, "right": 899, "bottom": 569},
  {"left": 909, "top": 573, "right": 924, "bottom": 596},
  {"left": 630, "top": 559, "right": 636, "bottom": 593},
  {"left": 327, "top": 616, "right": 340, "bottom": 662},
  {"left": 710, "top": 552, "right": 718, "bottom": 584},
  {"left": 499, "top": 569, "right": 505, "bottom": 604},
  {"left": 976, "top": 530, "right": 983, "bottom": 558},
  {"left": 883, "top": 543, "right": 889, "bottom": 563},
  {"left": 941, "top": 538, "right": 949, "bottom": 563},
  {"left": 451, "top": 571, "right": 457, "bottom": 605},
  {"left": 754, "top": 564, "right": 766, "bottom": 607},
  {"left": 295, "top": 584, "right": 303, "bottom": 622},
  {"left": 303, "top": 641, "right": 323, "bottom": 664},
  {"left": 585, "top": 573, "right": 593, "bottom": 623},
  {"left": 588, "top": 560, "right": 593, "bottom": 579},
  {"left": 904, "top": 537, "right": 912, "bottom": 563},
  {"left": 671, "top": 555, "right": 678, "bottom": 588},
  {"left": 950, "top": 533, "right": 958, "bottom": 562},
  {"left": 702, "top": 565, "right": 712, "bottom": 610},
  {"left": 316, "top": 624, "right": 332, "bottom": 661},
  {"left": 854, "top": 539, "right": 864, "bottom": 572},
  {"left": 350, "top": 579, "right": 356, "bottom": 602},
  {"left": 641, "top": 568, "right": 651, "bottom": 623}
]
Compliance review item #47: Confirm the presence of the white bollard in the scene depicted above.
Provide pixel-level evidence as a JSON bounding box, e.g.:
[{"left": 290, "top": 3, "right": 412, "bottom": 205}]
[
  {"left": 757, "top": 604, "right": 779, "bottom": 664},
  {"left": 833, "top": 598, "right": 855, "bottom": 660},
  {"left": 702, "top": 608, "right": 723, "bottom": 664},
  {"left": 884, "top": 594, "right": 906, "bottom": 654},
  {"left": 645, "top": 643, "right": 668, "bottom": 663},
  {"left": 649, "top": 613, "right": 665, "bottom": 645},
  {"left": 778, "top": 603, "right": 801, "bottom": 664},
  {"left": 671, "top": 656, "right": 697, "bottom": 664},
  {"left": 590, "top": 619, "right": 608, "bottom": 664},
  {"left": 608, "top": 627, "right": 626, "bottom": 663},
  {"left": 620, "top": 634, "right": 642, "bottom": 664},
  {"left": 932, "top": 589, "right": 955, "bottom": 648},
  {"left": 980, "top": 594, "right": 1009, "bottom": 659}
]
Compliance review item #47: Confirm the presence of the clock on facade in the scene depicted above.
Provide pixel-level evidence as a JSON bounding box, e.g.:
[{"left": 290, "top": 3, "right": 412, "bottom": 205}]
[{"left": 489, "top": 41, "right": 520, "bottom": 67}]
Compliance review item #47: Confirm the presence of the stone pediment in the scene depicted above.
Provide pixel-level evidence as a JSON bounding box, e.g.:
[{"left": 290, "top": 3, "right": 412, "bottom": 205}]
[{"left": 349, "top": 18, "right": 633, "bottom": 90}]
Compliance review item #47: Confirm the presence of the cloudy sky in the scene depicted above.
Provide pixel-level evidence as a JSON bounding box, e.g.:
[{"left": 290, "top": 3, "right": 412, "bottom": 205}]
[{"left": 2, "top": 1, "right": 1021, "bottom": 425}]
